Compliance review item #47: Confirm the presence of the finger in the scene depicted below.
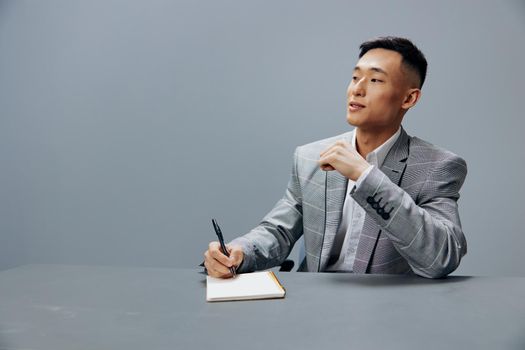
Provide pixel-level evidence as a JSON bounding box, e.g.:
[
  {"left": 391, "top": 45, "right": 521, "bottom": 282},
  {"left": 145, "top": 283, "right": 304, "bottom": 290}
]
[
  {"left": 211, "top": 257, "right": 234, "bottom": 278},
  {"left": 320, "top": 164, "right": 335, "bottom": 171},
  {"left": 205, "top": 248, "right": 233, "bottom": 276},
  {"left": 204, "top": 255, "right": 233, "bottom": 276},
  {"left": 323, "top": 147, "right": 341, "bottom": 159},
  {"left": 206, "top": 262, "right": 232, "bottom": 278},
  {"left": 319, "top": 151, "right": 339, "bottom": 170},
  {"left": 322, "top": 144, "right": 355, "bottom": 163},
  {"left": 319, "top": 148, "right": 337, "bottom": 167},
  {"left": 209, "top": 241, "right": 233, "bottom": 267},
  {"left": 320, "top": 140, "right": 350, "bottom": 157},
  {"left": 320, "top": 143, "right": 338, "bottom": 158},
  {"left": 205, "top": 244, "right": 233, "bottom": 275},
  {"left": 320, "top": 144, "right": 346, "bottom": 160},
  {"left": 227, "top": 245, "right": 244, "bottom": 266},
  {"left": 207, "top": 266, "right": 231, "bottom": 278},
  {"left": 319, "top": 141, "right": 343, "bottom": 157},
  {"left": 209, "top": 241, "right": 229, "bottom": 255}
]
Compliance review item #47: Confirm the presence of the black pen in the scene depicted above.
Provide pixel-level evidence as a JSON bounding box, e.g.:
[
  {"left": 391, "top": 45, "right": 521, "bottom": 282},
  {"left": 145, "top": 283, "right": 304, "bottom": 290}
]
[{"left": 211, "top": 218, "right": 237, "bottom": 277}]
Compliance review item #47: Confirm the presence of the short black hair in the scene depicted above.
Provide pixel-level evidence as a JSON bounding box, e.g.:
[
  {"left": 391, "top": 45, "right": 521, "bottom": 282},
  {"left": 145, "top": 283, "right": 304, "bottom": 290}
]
[{"left": 359, "top": 36, "right": 428, "bottom": 88}]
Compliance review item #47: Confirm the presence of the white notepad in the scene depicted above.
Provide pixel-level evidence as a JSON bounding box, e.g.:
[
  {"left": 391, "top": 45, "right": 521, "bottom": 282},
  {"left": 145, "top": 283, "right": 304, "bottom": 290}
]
[{"left": 206, "top": 271, "right": 286, "bottom": 302}]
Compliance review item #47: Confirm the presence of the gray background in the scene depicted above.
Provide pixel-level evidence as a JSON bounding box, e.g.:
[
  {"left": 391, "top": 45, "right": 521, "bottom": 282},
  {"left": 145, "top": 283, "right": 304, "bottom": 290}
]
[{"left": 0, "top": 0, "right": 524, "bottom": 276}]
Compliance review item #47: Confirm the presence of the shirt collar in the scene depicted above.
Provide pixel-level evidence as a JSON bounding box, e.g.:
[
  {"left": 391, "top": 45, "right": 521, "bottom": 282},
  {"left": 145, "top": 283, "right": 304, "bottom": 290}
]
[{"left": 351, "top": 127, "right": 401, "bottom": 167}]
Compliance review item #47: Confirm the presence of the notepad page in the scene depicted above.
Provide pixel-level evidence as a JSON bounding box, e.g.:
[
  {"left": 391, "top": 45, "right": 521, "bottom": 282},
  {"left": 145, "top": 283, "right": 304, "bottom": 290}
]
[{"left": 206, "top": 271, "right": 285, "bottom": 301}]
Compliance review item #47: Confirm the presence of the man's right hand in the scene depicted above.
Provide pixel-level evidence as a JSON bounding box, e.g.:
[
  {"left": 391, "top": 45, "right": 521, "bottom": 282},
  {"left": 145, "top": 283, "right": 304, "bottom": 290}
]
[{"left": 203, "top": 242, "right": 244, "bottom": 278}]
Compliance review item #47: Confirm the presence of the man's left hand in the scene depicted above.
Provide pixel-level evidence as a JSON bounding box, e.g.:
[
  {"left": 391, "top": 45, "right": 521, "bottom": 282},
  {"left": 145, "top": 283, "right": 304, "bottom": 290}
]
[{"left": 319, "top": 140, "right": 371, "bottom": 181}]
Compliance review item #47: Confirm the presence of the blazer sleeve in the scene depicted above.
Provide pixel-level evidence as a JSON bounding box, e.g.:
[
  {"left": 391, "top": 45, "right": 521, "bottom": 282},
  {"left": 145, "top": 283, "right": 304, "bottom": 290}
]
[
  {"left": 230, "top": 148, "right": 304, "bottom": 273},
  {"left": 350, "top": 153, "right": 468, "bottom": 278}
]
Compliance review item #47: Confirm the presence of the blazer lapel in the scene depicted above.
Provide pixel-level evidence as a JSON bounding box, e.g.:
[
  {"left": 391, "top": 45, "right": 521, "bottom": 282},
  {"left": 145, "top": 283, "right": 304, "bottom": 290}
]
[
  {"left": 318, "top": 170, "right": 348, "bottom": 271},
  {"left": 380, "top": 127, "right": 410, "bottom": 187},
  {"left": 316, "top": 132, "right": 353, "bottom": 271},
  {"left": 353, "top": 128, "right": 410, "bottom": 273}
]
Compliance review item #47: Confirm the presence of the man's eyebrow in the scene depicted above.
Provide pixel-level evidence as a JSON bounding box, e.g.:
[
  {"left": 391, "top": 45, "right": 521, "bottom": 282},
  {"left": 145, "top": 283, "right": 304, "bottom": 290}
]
[{"left": 353, "top": 66, "right": 388, "bottom": 75}]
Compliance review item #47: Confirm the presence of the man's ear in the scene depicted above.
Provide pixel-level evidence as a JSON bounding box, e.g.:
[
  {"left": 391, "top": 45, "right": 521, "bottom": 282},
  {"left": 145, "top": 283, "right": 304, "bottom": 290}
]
[{"left": 401, "top": 88, "right": 421, "bottom": 110}]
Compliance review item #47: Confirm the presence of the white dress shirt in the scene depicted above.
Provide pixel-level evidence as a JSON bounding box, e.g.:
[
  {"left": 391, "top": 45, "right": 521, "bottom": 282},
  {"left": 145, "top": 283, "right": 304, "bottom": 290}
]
[{"left": 325, "top": 127, "right": 401, "bottom": 272}]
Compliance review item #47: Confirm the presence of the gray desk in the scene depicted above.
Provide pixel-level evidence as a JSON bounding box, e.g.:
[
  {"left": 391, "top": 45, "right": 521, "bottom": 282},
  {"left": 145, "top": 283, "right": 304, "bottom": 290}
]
[{"left": 0, "top": 265, "right": 524, "bottom": 350}]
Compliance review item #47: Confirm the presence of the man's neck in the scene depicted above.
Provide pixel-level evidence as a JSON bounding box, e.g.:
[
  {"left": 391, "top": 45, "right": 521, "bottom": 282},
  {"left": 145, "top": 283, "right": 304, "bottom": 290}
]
[{"left": 355, "top": 126, "right": 400, "bottom": 159}]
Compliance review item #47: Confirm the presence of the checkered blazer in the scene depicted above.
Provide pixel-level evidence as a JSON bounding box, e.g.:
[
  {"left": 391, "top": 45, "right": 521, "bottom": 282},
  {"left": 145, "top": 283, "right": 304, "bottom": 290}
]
[{"left": 232, "top": 127, "right": 467, "bottom": 278}]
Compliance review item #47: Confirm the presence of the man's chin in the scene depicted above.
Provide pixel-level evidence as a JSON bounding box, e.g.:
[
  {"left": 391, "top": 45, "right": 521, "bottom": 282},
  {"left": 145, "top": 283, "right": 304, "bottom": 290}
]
[{"left": 346, "top": 113, "right": 359, "bottom": 127}]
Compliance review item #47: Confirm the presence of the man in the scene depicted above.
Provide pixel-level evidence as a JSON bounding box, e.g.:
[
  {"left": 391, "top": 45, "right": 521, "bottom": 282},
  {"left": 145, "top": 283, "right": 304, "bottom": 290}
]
[{"left": 204, "top": 36, "right": 467, "bottom": 279}]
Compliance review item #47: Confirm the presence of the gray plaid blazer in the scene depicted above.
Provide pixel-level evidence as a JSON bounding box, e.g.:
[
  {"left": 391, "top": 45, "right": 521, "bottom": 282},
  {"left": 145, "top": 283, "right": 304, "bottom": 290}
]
[{"left": 232, "top": 127, "right": 467, "bottom": 278}]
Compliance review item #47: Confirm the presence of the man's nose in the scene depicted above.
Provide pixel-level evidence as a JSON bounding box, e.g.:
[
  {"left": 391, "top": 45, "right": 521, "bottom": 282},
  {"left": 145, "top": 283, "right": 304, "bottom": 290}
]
[
  {"left": 351, "top": 80, "right": 366, "bottom": 97},
  {"left": 348, "top": 80, "right": 366, "bottom": 97}
]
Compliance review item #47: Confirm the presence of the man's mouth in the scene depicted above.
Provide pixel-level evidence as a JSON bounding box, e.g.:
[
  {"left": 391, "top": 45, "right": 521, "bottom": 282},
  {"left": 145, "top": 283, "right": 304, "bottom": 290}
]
[{"left": 348, "top": 101, "right": 366, "bottom": 112}]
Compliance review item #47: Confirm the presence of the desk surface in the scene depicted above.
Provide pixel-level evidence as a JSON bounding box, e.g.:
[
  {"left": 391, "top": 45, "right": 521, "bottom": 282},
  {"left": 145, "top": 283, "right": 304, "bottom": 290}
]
[{"left": 0, "top": 264, "right": 524, "bottom": 350}]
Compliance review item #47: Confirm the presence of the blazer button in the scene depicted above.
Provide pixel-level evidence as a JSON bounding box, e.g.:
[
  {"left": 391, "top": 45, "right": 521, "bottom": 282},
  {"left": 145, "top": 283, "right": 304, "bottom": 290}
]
[
  {"left": 367, "top": 196, "right": 375, "bottom": 204},
  {"left": 377, "top": 207, "right": 385, "bottom": 215},
  {"left": 382, "top": 213, "right": 390, "bottom": 220}
]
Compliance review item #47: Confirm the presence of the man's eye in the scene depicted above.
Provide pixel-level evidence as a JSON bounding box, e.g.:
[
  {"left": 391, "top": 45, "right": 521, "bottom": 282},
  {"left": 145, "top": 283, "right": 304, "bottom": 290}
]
[
  {"left": 352, "top": 76, "right": 358, "bottom": 81},
  {"left": 371, "top": 78, "right": 383, "bottom": 83}
]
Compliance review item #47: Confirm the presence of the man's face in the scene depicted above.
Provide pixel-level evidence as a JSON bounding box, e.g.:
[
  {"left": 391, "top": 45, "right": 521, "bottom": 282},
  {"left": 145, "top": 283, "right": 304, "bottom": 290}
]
[{"left": 346, "top": 48, "right": 413, "bottom": 132}]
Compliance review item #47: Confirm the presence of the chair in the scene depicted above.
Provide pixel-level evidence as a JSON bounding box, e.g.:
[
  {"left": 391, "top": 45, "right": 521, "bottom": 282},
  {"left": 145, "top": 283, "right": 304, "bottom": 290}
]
[{"left": 279, "top": 237, "right": 305, "bottom": 272}]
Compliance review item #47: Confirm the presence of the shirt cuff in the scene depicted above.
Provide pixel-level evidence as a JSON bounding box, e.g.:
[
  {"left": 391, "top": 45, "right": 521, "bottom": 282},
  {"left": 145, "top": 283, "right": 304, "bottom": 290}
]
[{"left": 355, "top": 164, "right": 374, "bottom": 189}]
